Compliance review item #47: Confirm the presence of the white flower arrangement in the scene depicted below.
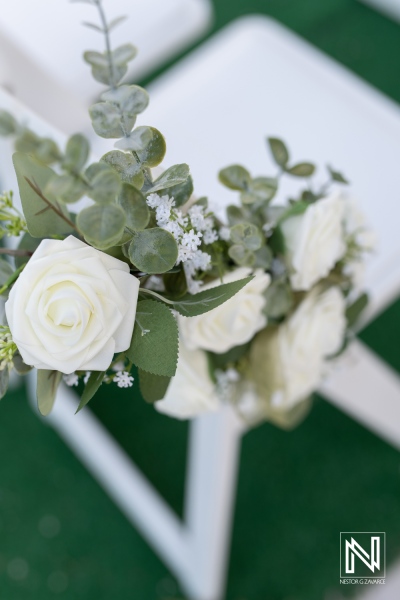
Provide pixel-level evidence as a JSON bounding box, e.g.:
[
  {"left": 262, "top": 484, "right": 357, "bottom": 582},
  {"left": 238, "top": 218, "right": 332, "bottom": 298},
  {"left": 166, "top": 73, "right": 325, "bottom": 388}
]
[{"left": 0, "top": 0, "right": 373, "bottom": 429}]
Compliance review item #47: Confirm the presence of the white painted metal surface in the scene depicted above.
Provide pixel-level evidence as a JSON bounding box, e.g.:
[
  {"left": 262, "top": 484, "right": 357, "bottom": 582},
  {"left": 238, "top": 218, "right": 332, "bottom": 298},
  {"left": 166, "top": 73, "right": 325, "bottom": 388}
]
[{"left": 0, "top": 0, "right": 213, "bottom": 132}]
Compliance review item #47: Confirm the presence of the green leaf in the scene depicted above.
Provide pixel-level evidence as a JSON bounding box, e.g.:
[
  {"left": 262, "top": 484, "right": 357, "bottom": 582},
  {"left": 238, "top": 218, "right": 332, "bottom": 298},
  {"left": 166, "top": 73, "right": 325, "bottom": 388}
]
[
  {"left": 77, "top": 204, "right": 126, "bottom": 249},
  {"left": 108, "top": 15, "right": 128, "bottom": 31},
  {"left": 13, "top": 353, "right": 33, "bottom": 375},
  {"left": 263, "top": 282, "right": 293, "bottom": 319},
  {"left": 112, "top": 43, "right": 137, "bottom": 65},
  {"left": 227, "top": 205, "right": 246, "bottom": 226},
  {"left": 102, "top": 85, "right": 149, "bottom": 115},
  {"left": 328, "top": 165, "right": 349, "bottom": 185},
  {"left": 76, "top": 371, "right": 105, "bottom": 412},
  {"left": 15, "top": 232, "right": 42, "bottom": 268},
  {"left": 84, "top": 50, "right": 108, "bottom": 68},
  {"left": 114, "top": 126, "right": 153, "bottom": 152},
  {"left": 117, "top": 183, "right": 150, "bottom": 231},
  {"left": 129, "top": 228, "right": 178, "bottom": 274},
  {"left": 240, "top": 177, "right": 277, "bottom": 205},
  {"left": 254, "top": 245, "right": 273, "bottom": 269},
  {"left": 135, "top": 127, "right": 166, "bottom": 168},
  {"left": 0, "top": 110, "right": 17, "bottom": 136},
  {"left": 286, "top": 162, "right": 315, "bottom": 177},
  {"left": 173, "top": 276, "right": 253, "bottom": 316},
  {"left": 277, "top": 200, "right": 309, "bottom": 225},
  {"left": 0, "top": 259, "right": 14, "bottom": 286},
  {"left": 230, "top": 222, "right": 263, "bottom": 251},
  {"left": 45, "top": 173, "right": 86, "bottom": 203},
  {"left": 13, "top": 152, "right": 73, "bottom": 237},
  {"left": 228, "top": 244, "right": 255, "bottom": 266},
  {"left": 207, "top": 342, "right": 251, "bottom": 370},
  {"left": 37, "top": 370, "right": 62, "bottom": 416},
  {"left": 85, "top": 162, "right": 122, "bottom": 204},
  {"left": 63, "top": 133, "right": 90, "bottom": 172},
  {"left": 219, "top": 165, "right": 251, "bottom": 190},
  {"left": 346, "top": 292, "right": 369, "bottom": 327},
  {"left": 268, "top": 137, "right": 289, "bottom": 167},
  {"left": 126, "top": 300, "right": 178, "bottom": 377},
  {"left": 147, "top": 164, "right": 190, "bottom": 193},
  {"left": 138, "top": 370, "right": 171, "bottom": 403},
  {"left": 163, "top": 175, "right": 194, "bottom": 207},
  {"left": 84, "top": 51, "right": 127, "bottom": 87},
  {"left": 89, "top": 101, "right": 136, "bottom": 139},
  {"left": 0, "top": 368, "right": 9, "bottom": 400},
  {"left": 101, "top": 150, "right": 144, "bottom": 188}
]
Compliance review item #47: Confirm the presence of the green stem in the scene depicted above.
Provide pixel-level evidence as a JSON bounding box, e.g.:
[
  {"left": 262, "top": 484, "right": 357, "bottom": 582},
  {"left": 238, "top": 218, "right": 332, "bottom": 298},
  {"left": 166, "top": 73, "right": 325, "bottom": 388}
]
[
  {"left": 93, "top": 0, "right": 117, "bottom": 90},
  {"left": 0, "top": 263, "right": 26, "bottom": 296},
  {"left": 139, "top": 288, "right": 175, "bottom": 306},
  {"left": 0, "top": 248, "right": 32, "bottom": 257}
]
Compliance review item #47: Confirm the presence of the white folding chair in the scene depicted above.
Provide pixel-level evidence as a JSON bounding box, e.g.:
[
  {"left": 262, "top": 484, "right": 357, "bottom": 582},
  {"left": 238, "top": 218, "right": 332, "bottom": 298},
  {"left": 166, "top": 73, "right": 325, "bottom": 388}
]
[
  {"left": 0, "top": 0, "right": 213, "bottom": 133},
  {"left": 2, "top": 15, "right": 400, "bottom": 599}
]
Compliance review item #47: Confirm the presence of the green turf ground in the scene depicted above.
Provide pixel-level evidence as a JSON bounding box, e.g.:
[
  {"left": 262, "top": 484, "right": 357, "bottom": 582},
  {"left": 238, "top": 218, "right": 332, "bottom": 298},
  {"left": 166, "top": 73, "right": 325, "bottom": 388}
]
[{"left": 1, "top": 1, "right": 400, "bottom": 598}]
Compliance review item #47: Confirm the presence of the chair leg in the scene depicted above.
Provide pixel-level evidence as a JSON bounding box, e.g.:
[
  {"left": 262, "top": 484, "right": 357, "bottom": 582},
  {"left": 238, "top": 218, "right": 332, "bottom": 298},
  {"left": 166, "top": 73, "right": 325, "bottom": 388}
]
[{"left": 319, "top": 338, "right": 400, "bottom": 449}]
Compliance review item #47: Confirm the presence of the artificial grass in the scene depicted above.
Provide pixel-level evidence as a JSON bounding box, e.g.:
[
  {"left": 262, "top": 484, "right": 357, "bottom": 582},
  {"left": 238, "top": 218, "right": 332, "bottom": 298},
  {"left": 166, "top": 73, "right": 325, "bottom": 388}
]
[{"left": 1, "top": 0, "right": 400, "bottom": 598}]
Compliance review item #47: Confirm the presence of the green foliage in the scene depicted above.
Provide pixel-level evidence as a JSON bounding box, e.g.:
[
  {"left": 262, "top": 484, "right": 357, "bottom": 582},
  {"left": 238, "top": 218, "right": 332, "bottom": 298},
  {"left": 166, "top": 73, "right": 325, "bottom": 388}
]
[
  {"left": 134, "top": 127, "right": 166, "bottom": 168},
  {"left": 268, "top": 137, "right": 289, "bottom": 167},
  {"left": 286, "top": 162, "right": 315, "bottom": 177},
  {"left": 228, "top": 244, "right": 255, "bottom": 267},
  {"left": 263, "top": 281, "right": 294, "bottom": 319},
  {"left": 0, "top": 368, "right": 9, "bottom": 400},
  {"left": 129, "top": 228, "right": 178, "bottom": 274},
  {"left": 0, "top": 259, "right": 14, "bottom": 286},
  {"left": 45, "top": 173, "right": 86, "bottom": 204},
  {"left": 127, "top": 300, "right": 178, "bottom": 377},
  {"left": 85, "top": 162, "right": 122, "bottom": 204},
  {"left": 328, "top": 165, "right": 349, "bottom": 184},
  {"left": 219, "top": 165, "right": 251, "bottom": 190},
  {"left": 36, "top": 370, "right": 62, "bottom": 416},
  {"left": 172, "top": 276, "right": 253, "bottom": 317},
  {"left": 63, "top": 133, "right": 90, "bottom": 172},
  {"left": 240, "top": 177, "right": 277, "bottom": 205},
  {"left": 102, "top": 150, "right": 144, "bottom": 188},
  {"left": 147, "top": 164, "right": 190, "bottom": 193},
  {"left": 77, "top": 203, "right": 126, "bottom": 249},
  {"left": 138, "top": 369, "right": 171, "bottom": 403},
  {"left": 114, "top": 126, "right": 153, "bottom": 151},
  {"left": 346, "top": 292, "right": 369, "bottom": 328},
  {"left": 84, "top": 43, "right": 137, "bottom": 87},
  {"left": 0, "top": 110, "right": 17, "bottom": 136},
  {"left": 117, "top": 183, "right": 149, "bottom": 231},
  {"left": 13, "top": 153, "right": 73, "bottom": 237},
  {"left": 164, "top": 175, "right": 194, "bottom": 207},
  {"left": 15, "top": 232, "right": 42, "bottom": 268},
  {"left": 76, "top": 371, "right": 105, "bottom": 413},
  {"left": 230, "top": 222, "right": 263, "bottom": 251},
  {"left": 13, "top": 354, "right": 33, "bottom": 375},
  {"left": 207, "top": 342, "right": 251, "bottom": 370}
]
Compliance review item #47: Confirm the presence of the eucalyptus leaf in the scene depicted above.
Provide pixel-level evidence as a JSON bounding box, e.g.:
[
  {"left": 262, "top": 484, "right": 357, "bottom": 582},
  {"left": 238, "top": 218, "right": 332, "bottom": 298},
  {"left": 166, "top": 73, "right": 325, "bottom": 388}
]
[
  {"left": 108, "top": 15, "right": 128, "bottom": 31},
  {"left": 112, "top": 43, "right": 137, "bottom": 65},
  {"left": 129, "top": 228, "right": 178, "bottom": 274},
  {"left": 114, "top": 126, "right": 153, "bottom": 151},
  {"left": 77, "top": 204, "right": 126, "bottom": 248},
  {"left": 268, "top": 137, "right": 289, "bottom": 167},
  {"left": 102, "top": 85, "right": 149, "bottom": 115},
  {"left": 84, "top": 51, "right": 127, "bottom": 87},
  {"left": 219, "top": 165, "right": 251, "bottom": 190},
  {"left": 164, "top": 175, "right": 194, "bottom": 207},
  {"left": 173, "top": 276, "right": 253, "bottom": 317},
  {"left": 15, "top": 232, "right": 43, "bottom": 268},
  {"left": 286, "top": 162, "right": 315, "bottom": 177},
  {"left": 37, "top": 370, "right": 62, "bottom": 416},
  {"left": 13, "top": 353, "right": 33, "bottom": 375},
  {"left": 277, "top": 201, "right": 309, "bottom": 225},
  {"left": 89, "top": 101, "right": 136, "bottom": 139},
  {"left": 63, "top": 133, "right": 90, "bottom": 172},
  {"left": 263, "top": 282, "right": 293, "bottom": 319},
  {"left": 117, "top": 183, "right": 150, "bottom": 231},
  {"left": 328, "top": 165, "right": 349, "bottom": 185},
  {"left": 138, "top": 370, "right": 171, "bottom": 403},
  {"left": 147, "top": 164, "right": 190, "bottom": 193},
  {"left": 45, "top": 173, "right": 86, "bottom": 204},
  {"left": 126, "top": 300, "right": 178, "bottom": 377},
  {"left": 85, "top": 162, "right": 121, "bottom": 204},
  {"left": 135, "top": 127, "right": 166, "bottom": 167},
  {"left": 228, "top": 244, "right": 255, "bottom": 266},
  {"left": 101, "top": 150, "right": 144, "bottom": 188},
  {"left": 0, "top": 110, "right": 17, "bottom": 136},
  {"left": 346, "top": 292, "right": 369, "bottom": 328},
  {"left": 76, "top": 371, "right": 105, "bottom": 413},
  {"left": 227, "top": 205, "right": 246, "bottom": 226},
  {"left": 13, "top": 152, "right": 73, "bottom": 237},
  {"left": 241, "top": 177, "right": 277, "bottom": 205},
  {"left": 254, "top": 245, "right": 273, "bottom": 269},
  {"left": 230, "top": 222, "right": 263, "bottom": 251}
]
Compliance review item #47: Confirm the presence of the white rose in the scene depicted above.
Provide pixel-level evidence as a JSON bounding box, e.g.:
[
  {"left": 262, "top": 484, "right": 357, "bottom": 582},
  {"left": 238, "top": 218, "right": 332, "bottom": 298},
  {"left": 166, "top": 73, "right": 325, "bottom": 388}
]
[
  {"left": 179, "top": 267, "right": 271, "bottom": 353},
  {"left": 155, "top": 339, "right": 219, "bottom": 419},
  {"left": 273, "top": 286, "right": 347, "bottom": 408},
  {"left": 281, "top": 192, "right": 346, "bottom": 291},
  {"left": 5, "top": 236, "right": 139, "bottom": 374}
]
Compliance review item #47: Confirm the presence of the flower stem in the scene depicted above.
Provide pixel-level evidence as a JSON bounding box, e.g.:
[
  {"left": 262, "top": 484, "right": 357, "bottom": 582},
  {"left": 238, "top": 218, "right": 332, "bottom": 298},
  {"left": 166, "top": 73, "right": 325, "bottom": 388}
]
[{"left": 139, "top": 288, "right": 175, "bottom": 306}]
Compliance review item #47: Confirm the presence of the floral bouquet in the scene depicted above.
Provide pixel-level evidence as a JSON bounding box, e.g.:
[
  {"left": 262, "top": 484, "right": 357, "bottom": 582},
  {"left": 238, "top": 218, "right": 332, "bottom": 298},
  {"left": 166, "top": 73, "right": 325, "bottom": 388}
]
[{"left": 0, "top": 0, "right": 373, "bottom": 429}]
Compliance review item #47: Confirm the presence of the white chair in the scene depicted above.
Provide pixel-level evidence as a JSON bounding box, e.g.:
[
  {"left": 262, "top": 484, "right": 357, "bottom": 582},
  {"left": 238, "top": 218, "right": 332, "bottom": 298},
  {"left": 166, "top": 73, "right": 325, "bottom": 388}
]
[
  {"left": 2, "top": 15, "right": 400, "bottom": 600},
  {"left": 0, "top": 0, "right": 213, "bottom": 133}
]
